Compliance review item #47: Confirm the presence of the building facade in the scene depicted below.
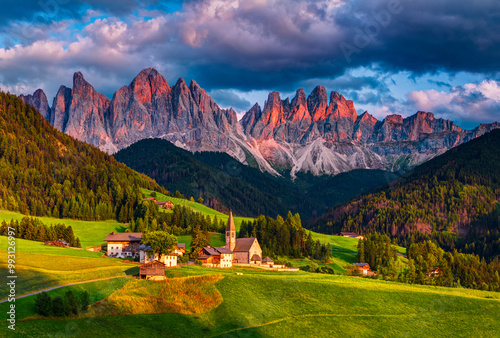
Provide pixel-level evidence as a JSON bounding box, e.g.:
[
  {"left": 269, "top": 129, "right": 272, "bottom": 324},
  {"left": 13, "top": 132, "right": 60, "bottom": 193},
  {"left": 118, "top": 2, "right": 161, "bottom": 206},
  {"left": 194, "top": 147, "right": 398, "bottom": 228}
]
[{"left": 104, "top": 232, "right": 142, "bottom": 258}]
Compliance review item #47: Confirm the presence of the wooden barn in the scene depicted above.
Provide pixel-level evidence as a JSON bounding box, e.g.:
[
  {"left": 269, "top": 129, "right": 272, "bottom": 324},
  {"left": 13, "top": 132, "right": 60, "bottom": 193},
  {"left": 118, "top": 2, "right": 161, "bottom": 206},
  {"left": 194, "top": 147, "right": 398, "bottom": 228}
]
[
  {"left": 139, "top": 261, "right": 166, "bottom": 281},
  {"left": 155, "top": 200, "right": 174, "bottom": 210}
]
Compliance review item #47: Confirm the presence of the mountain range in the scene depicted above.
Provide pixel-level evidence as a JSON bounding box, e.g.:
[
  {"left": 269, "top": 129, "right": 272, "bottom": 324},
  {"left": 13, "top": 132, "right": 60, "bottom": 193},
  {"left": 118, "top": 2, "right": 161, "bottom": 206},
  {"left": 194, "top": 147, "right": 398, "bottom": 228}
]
[{"left": 20, "top": 68, "right": 500, "bottom": 176}]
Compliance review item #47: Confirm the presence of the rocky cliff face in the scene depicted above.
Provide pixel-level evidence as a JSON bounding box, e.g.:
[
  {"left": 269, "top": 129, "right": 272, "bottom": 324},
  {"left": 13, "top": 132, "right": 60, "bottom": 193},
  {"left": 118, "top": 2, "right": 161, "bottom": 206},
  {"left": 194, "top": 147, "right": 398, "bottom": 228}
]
[
  {"left": 19, "top": 69, "right": 500, "bottom": 177},
  {"left": 239, "top": 86, "right": 499, "bottom": 176},
  {"left": 19, "top": 89, "right": 50, "bottom": 120}
]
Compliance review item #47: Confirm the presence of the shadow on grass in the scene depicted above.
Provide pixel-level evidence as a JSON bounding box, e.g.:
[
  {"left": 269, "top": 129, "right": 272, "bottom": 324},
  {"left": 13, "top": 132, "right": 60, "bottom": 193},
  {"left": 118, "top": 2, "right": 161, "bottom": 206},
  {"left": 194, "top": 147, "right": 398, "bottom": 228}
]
[{"left": 124, "top": 267, "right": 139, "bottom": 276}]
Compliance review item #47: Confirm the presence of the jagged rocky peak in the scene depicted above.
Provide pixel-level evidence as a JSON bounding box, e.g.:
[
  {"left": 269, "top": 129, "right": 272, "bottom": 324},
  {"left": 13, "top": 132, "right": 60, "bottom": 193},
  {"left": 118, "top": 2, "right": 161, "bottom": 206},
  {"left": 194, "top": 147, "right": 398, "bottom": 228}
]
[
  {"left": 241, "top": 102, "right": 262, "bottom": 134},
  {"left": 307, "top": 85, "right": 328, "bottom": 122},
  {"left": 384, "top": 114, "right": 404, "bottom": 124},
  {"left": 262, "top": 91, "right": 285, "bottom": 127},
  {"left": 130, "top": 68, "right": 170, "bottom": 104},
  {"left": 19, "top": 88, "right": 50, "bottom": 120}
]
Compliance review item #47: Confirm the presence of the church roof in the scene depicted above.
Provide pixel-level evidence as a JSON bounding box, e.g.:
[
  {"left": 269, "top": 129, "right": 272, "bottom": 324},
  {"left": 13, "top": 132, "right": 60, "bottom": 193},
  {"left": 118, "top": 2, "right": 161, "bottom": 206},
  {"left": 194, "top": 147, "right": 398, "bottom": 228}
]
[
  {"left": 226, "top": 211, "right": 236, "bottom": 233},
  {"left": 234, "top": 237, "right": 257, "bottom": 252}
]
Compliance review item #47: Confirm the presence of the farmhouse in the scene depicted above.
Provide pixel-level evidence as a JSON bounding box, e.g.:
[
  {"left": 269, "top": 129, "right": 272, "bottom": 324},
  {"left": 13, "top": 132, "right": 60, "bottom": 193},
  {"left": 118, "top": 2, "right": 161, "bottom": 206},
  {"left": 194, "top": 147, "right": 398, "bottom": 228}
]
[
  {"left": 155, "top": 200, "right": 174, "bottom": 210},
  {"left": 197, "top": 247, "right": 234, "bottom": 268},
  {"left": 104, "top": 232, "right": 142, "bottom": 258},
  {"left": 225, "top": 211, "right": 262, "bottom": 264},
  {"left": 340, "top": 232, "right": 365, "bottom": 240},
  {"left": 173, "top": 243, "right": 186, "bottom": 255},
  {"left": 139, "top": 261, "right": 166, "bottom": 280},
  {"left": 139, "top": 243, "right": 185, "bottom": 267},
  {"left": 354, "top": 263, "right": 372, "bottom": 275}
]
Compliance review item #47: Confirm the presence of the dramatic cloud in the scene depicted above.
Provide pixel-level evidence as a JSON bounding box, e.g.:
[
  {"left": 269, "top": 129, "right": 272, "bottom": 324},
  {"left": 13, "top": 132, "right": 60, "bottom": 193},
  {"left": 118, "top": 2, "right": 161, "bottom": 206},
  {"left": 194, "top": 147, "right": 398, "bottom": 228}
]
[
  {"left": 0, "top": 0, "right": 499, "bottom": 127},
  {"left": 407, "top": 80, "right": 500, "bottom": 129}
]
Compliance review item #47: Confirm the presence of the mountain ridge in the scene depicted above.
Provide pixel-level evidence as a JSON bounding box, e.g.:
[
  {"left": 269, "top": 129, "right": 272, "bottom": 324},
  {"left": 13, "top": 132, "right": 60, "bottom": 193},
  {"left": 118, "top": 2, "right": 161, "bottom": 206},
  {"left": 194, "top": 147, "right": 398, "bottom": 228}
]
[{"left": 19, "top": 68, "right": 500, "bottom": 176}]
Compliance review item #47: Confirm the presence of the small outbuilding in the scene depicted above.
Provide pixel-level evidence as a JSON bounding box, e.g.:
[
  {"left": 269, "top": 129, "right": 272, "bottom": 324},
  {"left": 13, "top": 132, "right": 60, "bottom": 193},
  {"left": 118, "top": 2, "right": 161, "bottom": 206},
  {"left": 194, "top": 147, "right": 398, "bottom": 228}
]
[
  {"left": 250, "top": 254, "right": 262, "bottom": 265},
  {"left": 262, "top": 257, "right": 274, "bottom": 266},
  {"left": 139, "top": 261, "right": 166, "bottom": 281}
]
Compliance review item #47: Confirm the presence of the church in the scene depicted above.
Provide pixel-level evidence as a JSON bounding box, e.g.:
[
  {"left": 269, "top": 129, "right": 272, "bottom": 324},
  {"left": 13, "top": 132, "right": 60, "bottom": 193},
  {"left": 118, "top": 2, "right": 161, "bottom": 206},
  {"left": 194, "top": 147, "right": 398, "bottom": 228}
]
[
  {"left": 225, "top": 212, "right": 262, "bottom": 264},
  {"left": 198, "top": 211, "right": 262, "bottom": 267}
]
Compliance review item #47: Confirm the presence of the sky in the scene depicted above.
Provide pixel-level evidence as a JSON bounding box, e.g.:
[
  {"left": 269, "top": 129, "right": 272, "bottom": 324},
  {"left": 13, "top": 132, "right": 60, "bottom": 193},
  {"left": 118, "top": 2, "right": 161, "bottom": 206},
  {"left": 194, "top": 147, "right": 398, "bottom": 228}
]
[{"left": 0, "top": 0, "right": 499, "bottom": 129}]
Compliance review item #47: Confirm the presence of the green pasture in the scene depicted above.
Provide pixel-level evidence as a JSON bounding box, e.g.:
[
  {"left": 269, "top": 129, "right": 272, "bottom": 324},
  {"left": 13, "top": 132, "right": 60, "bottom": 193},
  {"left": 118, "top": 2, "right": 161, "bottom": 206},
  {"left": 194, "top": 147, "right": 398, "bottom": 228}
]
[{"left": 3, "top": 265, "right": 499, "bottom": 337}]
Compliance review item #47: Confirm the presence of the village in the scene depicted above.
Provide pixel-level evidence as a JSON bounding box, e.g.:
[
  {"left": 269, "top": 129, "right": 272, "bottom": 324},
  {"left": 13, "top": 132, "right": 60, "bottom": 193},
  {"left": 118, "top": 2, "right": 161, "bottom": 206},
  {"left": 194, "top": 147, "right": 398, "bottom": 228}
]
[
  {"left": 100, "top": 204, "right": 378, "bottom": 280},
  {"left": 103, "top": 212, "right": 304, "bottom": 280}
]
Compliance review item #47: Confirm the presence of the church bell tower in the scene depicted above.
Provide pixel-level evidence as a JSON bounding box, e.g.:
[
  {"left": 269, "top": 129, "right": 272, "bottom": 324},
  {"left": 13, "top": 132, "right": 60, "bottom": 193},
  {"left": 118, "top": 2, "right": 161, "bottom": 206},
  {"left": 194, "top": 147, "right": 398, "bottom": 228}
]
[{"left": 225, "top": 211, "right": 236, "bottom": 251}]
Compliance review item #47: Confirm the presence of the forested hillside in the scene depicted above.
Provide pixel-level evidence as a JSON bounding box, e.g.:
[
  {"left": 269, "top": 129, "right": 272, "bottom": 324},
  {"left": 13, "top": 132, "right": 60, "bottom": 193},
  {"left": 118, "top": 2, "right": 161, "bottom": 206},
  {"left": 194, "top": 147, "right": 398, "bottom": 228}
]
[
  {"left": 114, "top": 138, "right": 397, "bottom": 219},
  {"left": 310, "top": 130, "right": 500, "bottom": 259},
  {"left": 0, "top": 93, "right": 163, "bottom": 222}
]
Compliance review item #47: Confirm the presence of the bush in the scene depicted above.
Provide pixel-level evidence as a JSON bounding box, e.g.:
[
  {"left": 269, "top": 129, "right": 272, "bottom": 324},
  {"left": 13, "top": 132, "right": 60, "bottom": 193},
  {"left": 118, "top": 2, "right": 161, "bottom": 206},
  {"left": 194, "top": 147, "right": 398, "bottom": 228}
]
[
  {"left": 81, "top": 291, "right": 90, "bottom": 311},
  {"left": 34, "top": 292, "right": 52, "bottom": 316},
  {"left": 65, "top": 290, "right": 79, "bottom": 315},
  {"left": 52, "top": 296, "right": 67, "bottom": 317}
]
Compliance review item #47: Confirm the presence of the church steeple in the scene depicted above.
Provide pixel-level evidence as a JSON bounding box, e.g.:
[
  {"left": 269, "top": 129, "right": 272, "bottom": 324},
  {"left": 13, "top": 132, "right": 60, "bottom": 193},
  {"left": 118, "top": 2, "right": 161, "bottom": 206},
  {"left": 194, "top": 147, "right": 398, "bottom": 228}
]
[{"left": 225, "top": 211, "right": 236, "bottom": 251}]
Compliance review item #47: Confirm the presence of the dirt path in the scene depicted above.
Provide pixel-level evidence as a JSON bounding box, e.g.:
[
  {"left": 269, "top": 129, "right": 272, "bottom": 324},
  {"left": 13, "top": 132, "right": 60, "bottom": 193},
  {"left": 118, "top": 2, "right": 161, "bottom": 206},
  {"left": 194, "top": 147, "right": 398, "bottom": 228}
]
[{"left": 0, "top": 276, "right": 127, "bottom": 304}]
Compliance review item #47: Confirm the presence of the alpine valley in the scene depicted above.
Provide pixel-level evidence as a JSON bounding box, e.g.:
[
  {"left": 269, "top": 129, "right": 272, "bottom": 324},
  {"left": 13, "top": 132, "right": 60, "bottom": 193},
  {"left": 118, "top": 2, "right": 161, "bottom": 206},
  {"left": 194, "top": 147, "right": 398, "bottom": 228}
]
[{"left": 20, "top": 68, "right": 500, "bottom": 178}]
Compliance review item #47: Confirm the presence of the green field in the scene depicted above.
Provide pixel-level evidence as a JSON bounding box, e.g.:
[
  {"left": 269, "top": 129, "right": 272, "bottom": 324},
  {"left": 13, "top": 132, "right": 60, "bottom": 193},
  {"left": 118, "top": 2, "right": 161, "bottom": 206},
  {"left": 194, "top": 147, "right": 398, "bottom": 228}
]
[
  {"left": 3, "top": 265, "right": 499, "bottom": 337},
  {"left": 0, "top": 210, "right": 125, "bottom": 248}
]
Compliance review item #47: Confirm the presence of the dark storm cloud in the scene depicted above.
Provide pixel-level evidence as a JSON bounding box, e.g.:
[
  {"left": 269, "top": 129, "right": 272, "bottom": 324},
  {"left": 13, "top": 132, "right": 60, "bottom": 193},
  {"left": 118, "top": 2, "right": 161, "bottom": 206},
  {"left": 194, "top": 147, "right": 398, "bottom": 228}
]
[{"left": 167, "top": 0, "right": 500, "bottom": 92}]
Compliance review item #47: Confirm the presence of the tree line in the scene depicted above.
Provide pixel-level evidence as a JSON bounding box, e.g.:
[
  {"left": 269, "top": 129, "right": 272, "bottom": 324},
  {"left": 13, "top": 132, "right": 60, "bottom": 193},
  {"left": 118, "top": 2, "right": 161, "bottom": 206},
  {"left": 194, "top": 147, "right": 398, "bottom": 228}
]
[
  {"left": 0, "top": 217, "right": 81, "bottom": 247},
  {"left": 356, "top": 233, "right": 500, "bottom": 291},
  {"left": 239, "top": 212, "right": 331, "bottom": 261},
  {"left": 0, "top": 93, "right": 163, "bottom": 223},
  {"left": 311, "top": 129, "right": 500, "bottom": 264},
  {"left": 34, "top": 290, "right": 90, "bottom": 317}
]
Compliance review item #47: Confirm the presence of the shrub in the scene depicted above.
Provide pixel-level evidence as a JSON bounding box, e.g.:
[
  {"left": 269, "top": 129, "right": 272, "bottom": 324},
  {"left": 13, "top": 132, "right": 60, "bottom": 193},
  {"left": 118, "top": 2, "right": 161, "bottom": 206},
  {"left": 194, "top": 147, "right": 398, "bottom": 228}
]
[{"left": 34, "top": 292, "right": 52, "bottom": 316}]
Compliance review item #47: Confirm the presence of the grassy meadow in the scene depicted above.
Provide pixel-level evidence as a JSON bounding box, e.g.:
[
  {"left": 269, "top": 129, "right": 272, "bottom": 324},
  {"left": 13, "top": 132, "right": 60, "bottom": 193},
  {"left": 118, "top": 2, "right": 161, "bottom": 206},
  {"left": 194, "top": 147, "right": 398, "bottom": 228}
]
[
  {"left": 3, "top": 265, "right": 499, "bottom": 337},
  {"left": 0, "top": 210, "right": 124, "bottom": 248},
  {"left": 142, "top": 189, "right": 254, "bottom": 229}
]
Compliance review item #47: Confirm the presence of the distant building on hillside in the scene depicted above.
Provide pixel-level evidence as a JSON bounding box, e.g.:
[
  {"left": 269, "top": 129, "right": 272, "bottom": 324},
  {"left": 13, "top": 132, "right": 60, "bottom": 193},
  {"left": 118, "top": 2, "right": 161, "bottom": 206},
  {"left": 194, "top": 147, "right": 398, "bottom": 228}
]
[
  {"left": 197, "top": 247, "right": 234, "bottom": 268},
  {"left": 155, "top": 200, "right": 174, "bottom": 210},
  {"left": 104, "top": 232, "right": 142, "bottom": 258},
  {"left": 139, "top": 261, "right": 166, "bottom": 280},
  {"left": 144, "top": 197, "right": 157, "bottom": 202},
  {"left": 354, "top": 263, "right": 372, "bottom": 275},
  {"left": 340, "top": 232, "right": 365, "bottom": 240},
  {"left": 44, "top": 240, "right": 69, "bottom": 248}
]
